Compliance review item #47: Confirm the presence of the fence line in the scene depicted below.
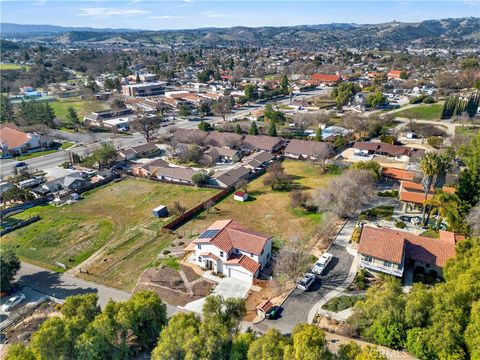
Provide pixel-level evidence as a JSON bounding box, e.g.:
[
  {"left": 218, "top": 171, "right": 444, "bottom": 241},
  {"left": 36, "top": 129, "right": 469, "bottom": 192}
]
[{"left": 0, "top": 215, "right": 40, "bottom": 236}]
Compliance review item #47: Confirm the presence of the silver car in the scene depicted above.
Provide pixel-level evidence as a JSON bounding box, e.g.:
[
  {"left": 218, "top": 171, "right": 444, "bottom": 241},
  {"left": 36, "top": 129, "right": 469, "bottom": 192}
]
[
  {"left": 297, "top": 273, "right": 316, "bottom": 291},
  {"left": 2, "top": 293, "right": 26, "bottom": 311}
]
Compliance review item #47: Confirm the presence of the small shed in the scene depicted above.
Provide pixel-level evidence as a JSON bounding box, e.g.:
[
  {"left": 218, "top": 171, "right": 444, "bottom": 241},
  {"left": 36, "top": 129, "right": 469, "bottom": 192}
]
[
  {"left": 152, "top": 205, "right": 168, "bottom": 218},
  {"left": 234, "top": 191, "right": 248, "bottom": 202},
  {"left": 256, "top": 299, "right": 274, "bottom": 319}
]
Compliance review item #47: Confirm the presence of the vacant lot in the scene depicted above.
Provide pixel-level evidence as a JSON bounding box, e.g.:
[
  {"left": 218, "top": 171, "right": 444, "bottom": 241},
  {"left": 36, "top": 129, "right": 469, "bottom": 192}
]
[
  {"left": 51, "top": 98, "right": 109, "bottom": 121},
  {"left": 1, "top": 178, "right": 218, "bottom": 289},
  {"left": 395, "top": 103, "right": 443, "bottom": 121},
  {"left": 178, "top": 159, "right": 339, "bottom": 243}
]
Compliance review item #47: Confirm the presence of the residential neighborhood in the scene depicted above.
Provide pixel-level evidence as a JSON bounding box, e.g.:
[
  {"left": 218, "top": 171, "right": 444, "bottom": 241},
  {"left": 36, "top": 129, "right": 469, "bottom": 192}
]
[{"left": 0, "top": 2, "right": 479, "bottom": 360}]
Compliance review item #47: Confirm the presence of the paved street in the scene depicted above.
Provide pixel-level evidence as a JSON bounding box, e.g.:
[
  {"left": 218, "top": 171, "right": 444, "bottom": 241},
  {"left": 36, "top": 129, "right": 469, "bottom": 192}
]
[{"left": 14, "top": 262, "right": 178, "bottom": 316}]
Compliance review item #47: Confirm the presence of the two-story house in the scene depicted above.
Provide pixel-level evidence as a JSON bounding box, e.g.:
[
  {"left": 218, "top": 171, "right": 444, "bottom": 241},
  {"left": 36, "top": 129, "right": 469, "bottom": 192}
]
[{"left": 187, "top": 219, "right": 272, "bottom": 283}]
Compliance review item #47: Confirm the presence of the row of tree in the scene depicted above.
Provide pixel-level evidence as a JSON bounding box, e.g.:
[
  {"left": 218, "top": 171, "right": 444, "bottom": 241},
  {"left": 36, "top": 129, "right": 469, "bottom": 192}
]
[
  {"left": 7, "top": 290, "right": 388, "bottom": 360},
  {"left": 441, "top": 92, "right": 480, "bottom": 119}
]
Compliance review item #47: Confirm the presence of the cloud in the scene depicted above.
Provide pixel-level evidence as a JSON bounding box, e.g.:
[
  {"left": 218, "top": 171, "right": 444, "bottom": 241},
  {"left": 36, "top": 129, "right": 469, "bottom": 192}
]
[
  {"left": 148, "top": 15, "right": 184, "bottom": 19},
  {"left": 203, "top": 10, "right": 235, "bottom": 19},
  {"left": 79, "top": 7, "right": 150, "bottom": 17}
]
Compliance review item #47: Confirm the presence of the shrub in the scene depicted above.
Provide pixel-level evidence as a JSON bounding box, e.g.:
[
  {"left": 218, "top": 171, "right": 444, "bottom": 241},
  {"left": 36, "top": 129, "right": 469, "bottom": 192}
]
[
  {"left": 394, "top": 220, "right": 406, "bottom": 229},
  {"left": 427, "top": 136, "right": 443, "bottom": 148},
  {"left": 422, "top": 96, "right": 435, "bottom": 104},
  {"left": 322, "top": 295, "right": 365, "bottom": 312},
  {"left": 162, "top": 250, "right": 171, "bottom": 255}
]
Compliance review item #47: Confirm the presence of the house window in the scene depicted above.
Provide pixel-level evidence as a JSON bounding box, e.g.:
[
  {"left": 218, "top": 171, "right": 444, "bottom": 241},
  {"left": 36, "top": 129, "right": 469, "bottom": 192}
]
[
  {"left": 197, "top": 244, "right": 201, "bottom": 250},
  {"left": 365, "top": 256, "right": 373, "bottom": 263},
  {"left": 250, "top": 253, "right": 254, "bottom": 257},
  {"left": 198, "top": 257, "right": 202, "bottom": 262},
  {"left": 220, "top": 251, "right": 224, "bottom": 258},
  {"left": 383, "top": 261, "right": 392, "bottom": 267}
]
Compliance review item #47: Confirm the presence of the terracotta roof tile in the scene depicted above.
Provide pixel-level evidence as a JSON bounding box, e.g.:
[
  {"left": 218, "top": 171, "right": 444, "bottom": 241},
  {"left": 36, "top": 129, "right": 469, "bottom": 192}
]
[
  {"left": 382, "top": 167, "right": 415, "bottom": 181},
  {"left": 0, "top": 124, "right": 31, "bottom": 149},
  {"left": 225, "top": 254, "right": 260, "bottom": 273}
]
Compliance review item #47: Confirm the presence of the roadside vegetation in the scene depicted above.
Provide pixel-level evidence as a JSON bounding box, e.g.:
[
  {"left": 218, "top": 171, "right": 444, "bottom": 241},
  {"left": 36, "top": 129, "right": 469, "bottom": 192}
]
[{"left": 394, "top": 103, "right": 443, "bottom": 120}]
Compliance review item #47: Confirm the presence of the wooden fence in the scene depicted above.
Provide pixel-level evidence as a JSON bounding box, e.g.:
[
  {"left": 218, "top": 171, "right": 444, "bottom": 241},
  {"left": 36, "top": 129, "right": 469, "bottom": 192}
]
[{"left": 0, "top": 215, "right": 41, "bottom": 236}]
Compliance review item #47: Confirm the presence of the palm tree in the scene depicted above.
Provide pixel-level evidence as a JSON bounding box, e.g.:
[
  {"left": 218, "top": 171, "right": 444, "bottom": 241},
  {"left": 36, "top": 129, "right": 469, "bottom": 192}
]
[
  {"left": 420, "top": 152, "right": 441, "bottom": 223},
  {"left": 426, "top": 191, "right": 464, "bottom": 231}
]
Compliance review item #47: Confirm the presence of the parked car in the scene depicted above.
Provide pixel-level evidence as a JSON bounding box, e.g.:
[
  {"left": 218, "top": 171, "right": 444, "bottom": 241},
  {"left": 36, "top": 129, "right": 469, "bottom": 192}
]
[
  {"left": 1, "top": 293, "right": 26, "bottom": 311},
  {"left": 312, "top": 253, "right": 333, "bottom": 275},
  {"left": 14, "top": 162, "right": 27, "bottom": 168},
  {"left": 297, "top": 273, "right": 316, "bottom": 291}
]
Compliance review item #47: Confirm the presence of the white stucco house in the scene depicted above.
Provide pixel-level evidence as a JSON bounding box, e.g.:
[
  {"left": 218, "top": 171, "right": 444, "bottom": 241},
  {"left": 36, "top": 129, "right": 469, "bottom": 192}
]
[{"left": 186, "top": 219, "right": 272, "bottom": 283}]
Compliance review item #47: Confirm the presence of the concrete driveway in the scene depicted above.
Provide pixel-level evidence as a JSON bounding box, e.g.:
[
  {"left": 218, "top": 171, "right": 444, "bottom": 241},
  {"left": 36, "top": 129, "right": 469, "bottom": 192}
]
[{"left": 183, "top": 277, "right": 251, "bottom": 314}]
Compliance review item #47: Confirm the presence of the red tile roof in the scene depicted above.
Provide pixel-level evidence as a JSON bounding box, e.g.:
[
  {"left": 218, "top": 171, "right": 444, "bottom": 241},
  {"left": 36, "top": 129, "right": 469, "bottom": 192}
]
[
  {"left": 310, "top": 73, "right": 341, "bottom": 83},
  {"left": 225, "top": 254, "right": 261, "bottom": 273},
  {"left": 359, "top": 226, "right": 458, "bottom": 267},
  {"left": 0, "top": 124, "right": 31, "bottom": 149},
  {"left": 199, "top": 252, "right": 220, "bottom": 261},
  {"left": 399, "top": 181, "right": 456, "bottom": 205},
  {"left": 382, "top": 167, "right": 415, "bottom": 181},
  {"left": 194, "top": 219, "right": 271, "bottom": 255}
]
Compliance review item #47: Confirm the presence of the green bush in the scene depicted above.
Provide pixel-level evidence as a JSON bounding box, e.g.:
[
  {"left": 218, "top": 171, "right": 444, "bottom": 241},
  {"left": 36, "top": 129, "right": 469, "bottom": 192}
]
[
  {"left": 394, "top": 220, "right": 406, "bottom": 229},
  {"left": 377, "top": 190, "right": 399, "bottom": 198},
  {"left": 322, "top": 294, "right": 365, "bottom": 312}
]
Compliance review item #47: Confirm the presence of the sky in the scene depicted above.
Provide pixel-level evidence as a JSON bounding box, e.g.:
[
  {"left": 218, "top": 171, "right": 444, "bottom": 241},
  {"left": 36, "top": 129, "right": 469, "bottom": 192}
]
[{"left": 1, "top": 0, "right": 479, "bottom": 30}]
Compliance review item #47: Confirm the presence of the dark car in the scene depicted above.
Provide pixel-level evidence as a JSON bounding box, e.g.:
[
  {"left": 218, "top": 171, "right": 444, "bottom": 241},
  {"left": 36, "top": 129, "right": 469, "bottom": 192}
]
[
  {"left": 297, "top": 273, "right": 316, "bottom": 291},
  {"left": 14, "top": 162, "right": 27, "bottom": 168}
]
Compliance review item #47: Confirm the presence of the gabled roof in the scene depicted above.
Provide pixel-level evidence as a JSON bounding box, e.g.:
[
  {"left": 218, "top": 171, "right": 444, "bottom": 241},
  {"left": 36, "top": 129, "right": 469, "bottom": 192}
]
[
  {"left": 155, "top": 166, "right": 197, "bottom": 182},
  {"left": 194, "top": 219, "right": 271, "bottom": 256},
  {"left": 310, "top": 73, "right": 341, "bottom": 82},
  {"left": 285, "top": 139, "right": 332, "bottom": 157},
  {"left": 382, "top": 167, "right": 415, "bottom": 181},
  {"left": 242, "top": 135, "right": 283, "bottom": 152},
  {"left": 132, "top": 142, "right": 159, "bottom": 154},
  {"left": 213, "top": 166, "right": 250, "bottom": 187},
  {"left": 225, "top": 254, "right": 261, "bottom": 274},
  {"left": 206, "top": 132, "right": 243, "bottom": 148},
  {"left": 399, "top": 181, "right": 456, "bottom": 204}
]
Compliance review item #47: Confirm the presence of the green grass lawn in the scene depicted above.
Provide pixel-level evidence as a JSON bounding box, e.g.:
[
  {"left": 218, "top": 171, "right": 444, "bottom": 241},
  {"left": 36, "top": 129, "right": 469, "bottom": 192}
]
[
  {"left": 455, "top": 126, "right": 480, "bottom": 136},
  {"left": 0, "top": 63, "right": 30, "bottom": 70},
  {"left": 15, "top": 149, "right": 59, "bottom": 160},
  {"left": 60, "top": 142, "right": 75, "bottom": 150},
  {"left": 1, "top": 178, "right": 218, "bottom": 289},
  {"left": 395, "top": 103, "right": 443, "bottom": 121},
  {"left": 420, "top": 230, "right": 440, "bottom": 238},
  {"left": 178, "top": 159, "right": 339, "bottom": 243},
  {"left": 51, "top": 98, "right": 109, "bottom": 121},
  {"left": 360, "top": 206, "right": 394, "bottom": 220}
]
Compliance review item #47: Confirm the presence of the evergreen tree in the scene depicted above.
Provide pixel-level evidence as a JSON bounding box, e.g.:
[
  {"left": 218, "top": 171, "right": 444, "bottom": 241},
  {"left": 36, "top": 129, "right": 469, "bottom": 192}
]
[
  {"left": 0, "top": 95, "right": 14, "bottom": 122},
  {"left": 249, "top": 121, "right": 259, "bottom": 135},
  {"left": 267, "top": 121, "right": 277, "bottom": 137},
  {"left": 235, "top": 123, "right": 243, "bottom": 134}
]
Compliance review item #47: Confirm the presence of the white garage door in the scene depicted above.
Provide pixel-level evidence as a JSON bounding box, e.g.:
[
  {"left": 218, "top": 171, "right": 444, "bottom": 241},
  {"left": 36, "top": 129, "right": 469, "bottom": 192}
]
[{"left": 228, "top": 267, "right": 252, "bottom": 283}]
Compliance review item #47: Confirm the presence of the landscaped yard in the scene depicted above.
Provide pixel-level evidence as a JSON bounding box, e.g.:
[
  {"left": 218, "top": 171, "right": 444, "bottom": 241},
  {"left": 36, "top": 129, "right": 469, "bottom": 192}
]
[
  {"left": 360, "top": 205, "right": 394, "bottom": 220},
  {"left": 322, "top": 294, "right": 365, "bottom": 312},
  {"left": 177, "top": 159, "right": 340, "bottom": 243},
  {"left": 50, "top": 98, "right": 109, "bottom": 121},
  {"left": 0, "top": 63, "right": 30, "bottom": 70},
  {"left": 15, "top": 149, "right": 59, "bottom": 160},
  {"left": 0, "top": 178, "right": 218, "bottom": 289},
  {"left": 395, "top": 103, "right": 443, "bottom": 121}
]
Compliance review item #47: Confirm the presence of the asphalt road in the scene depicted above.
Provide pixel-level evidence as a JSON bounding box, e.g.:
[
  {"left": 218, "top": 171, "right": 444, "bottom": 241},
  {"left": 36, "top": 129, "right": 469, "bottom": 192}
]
[{"left": 14, "top": 262, "right": 178, "bottom": 316}]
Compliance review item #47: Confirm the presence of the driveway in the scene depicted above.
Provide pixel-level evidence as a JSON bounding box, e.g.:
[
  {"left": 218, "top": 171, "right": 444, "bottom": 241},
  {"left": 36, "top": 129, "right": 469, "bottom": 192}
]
[
  {"left": 183, "top": 277, "right": 251, "bottom": 314},
  {"left": 262, "top": 240, "right": 354, "bottom": 334},
  {"left": 0, "top": 287, "right": 47, "bottom": 330}
]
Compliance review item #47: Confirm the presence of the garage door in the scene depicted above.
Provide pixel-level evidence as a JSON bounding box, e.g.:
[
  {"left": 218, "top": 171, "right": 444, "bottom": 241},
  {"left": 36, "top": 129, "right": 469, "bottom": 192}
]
[{"left": 228, "top": 267, "right": 252, "bottom": 283}]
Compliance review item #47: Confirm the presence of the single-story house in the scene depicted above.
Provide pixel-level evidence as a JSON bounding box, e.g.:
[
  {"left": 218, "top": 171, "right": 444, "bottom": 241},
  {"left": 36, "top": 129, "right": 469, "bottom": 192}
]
[
  {"left": 358, "top": 226, "right": 463, "bottom": 278},
  {"left": 399, "top": 180, "right": 456, "bottom": 213},
  {"left": 242, "top": 135, "right": 283, "bottom": 153},
  {"left": 353, "top": 142, "right": 424, "bottom": 162},
  {"left": 206, "top": 132, "right": 243, "bottom": 149},
  {"left": 241, "top": 151, "right": 275, "bottom": 171},
  {"left": 131, "top": 158, "right": 169, "bottom": 177},
  {"left": 205, "top": 146, "right": 240, "bottom": 163},
  {"left": 187, "top": 219, "right": 273, "bottom": 283},
  {"left": 0, "top": 123, "right": 52, "bottom": 158},
  {"left": 0, "top": 181, "right": 14, "bottom": 197},
  {"left": 32, "top": 180, "right": 63, "bottom": 195},
  {"left": 56, "top": 173, "right": 91, "bottom": 192},
  {"left": 155, "top": 166, "right": 198, "bottom": 185},
  {"left": 284, "top": 139, "right": 333, "bottom": 161},
  {"left": 171, "top": 128, "right": 208, "bottom": 145},
  {"left": 309, "top": 73, "right": 342, "bottom": 86},
  {"left": 118, "top": 143, "right": 160, "bottom": 161},
  {"left": 211, "top": 166, "right": 250, "bottom": 188}
]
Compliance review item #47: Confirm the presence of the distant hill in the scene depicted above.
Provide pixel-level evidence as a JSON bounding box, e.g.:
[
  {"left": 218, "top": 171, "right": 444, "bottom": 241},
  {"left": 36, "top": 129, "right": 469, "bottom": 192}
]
[
  {"left": 0, "top": 23, "right": 141, "bottom": 35},
  {"left": 1, "top": 17, "right": 479, "bottom": 49}
]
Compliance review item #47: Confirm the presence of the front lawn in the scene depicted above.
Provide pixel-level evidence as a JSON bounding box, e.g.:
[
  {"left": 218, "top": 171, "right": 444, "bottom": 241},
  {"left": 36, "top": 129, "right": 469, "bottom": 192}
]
[
  {"left": 395, "top": 103, "right": 443, "bottom": 121},
  {"left": 177, "top": 159, "right": 339, "bottom": 243},
  {"left": 15, "top": 149, "right": 59, "bottom": 160},
  {"left": 1, "top": 178, "right": 218, "bottom": 289},
  {"left": 60, "top": 142, "right": 75, "bottom": 150},
  {"left": 360, "top": 205, "right": 394, "bottom": 220},
  {"left": 0, "top": 63, "right": 30, "bottom": 70}
]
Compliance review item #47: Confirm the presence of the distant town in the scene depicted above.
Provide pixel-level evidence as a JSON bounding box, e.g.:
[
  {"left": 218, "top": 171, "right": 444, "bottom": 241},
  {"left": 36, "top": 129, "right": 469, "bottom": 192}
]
[{"left": 0, "top": 12, "right": 479, "bottom": 360}]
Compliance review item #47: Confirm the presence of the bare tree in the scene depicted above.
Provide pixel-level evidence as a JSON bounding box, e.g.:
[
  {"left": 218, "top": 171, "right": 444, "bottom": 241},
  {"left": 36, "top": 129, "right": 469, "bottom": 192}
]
[
  {"left": 235, "top": 179, "right": 249, "bottom": 193},
  {"left": 171, "top": 201, "right": 186, "bottom": 216},
  {"left": 263, "top": 162, "right": 292, "bottom": 190},
  {"left": 312, "top": 170, "right": 375, "bottom": 217},
  {"left": 274, "top": 234, "right": 311, "bottom": 285},
  {"left": 316, "top": 212, "right": 339, "bottom": 249},
  {"left": 466, "top": 204, "right": 480, "bottom": 237},
  {"left": 204, "top": 199, "right": 214, "bottom": 214},
  {"left": 132, "top": 113, "right": 161, "bottom": 142},
  {"left": 311, "top": 145, "right": 334, "bottom": 171},
  {"left": 213, "top": 96, "right": 233, "bottom": 122}
]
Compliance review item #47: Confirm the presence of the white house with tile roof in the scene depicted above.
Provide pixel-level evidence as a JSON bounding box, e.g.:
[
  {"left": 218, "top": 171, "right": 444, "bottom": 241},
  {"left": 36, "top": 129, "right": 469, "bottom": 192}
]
[{"left": 186, "top": 219, "right": 272, "bottom": 283}]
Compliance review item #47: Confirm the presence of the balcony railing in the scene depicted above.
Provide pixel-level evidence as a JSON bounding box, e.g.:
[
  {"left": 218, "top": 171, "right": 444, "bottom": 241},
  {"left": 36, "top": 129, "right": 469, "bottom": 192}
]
[{"left": 360, "top": 260, "right": 403, "bottom": 277}]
